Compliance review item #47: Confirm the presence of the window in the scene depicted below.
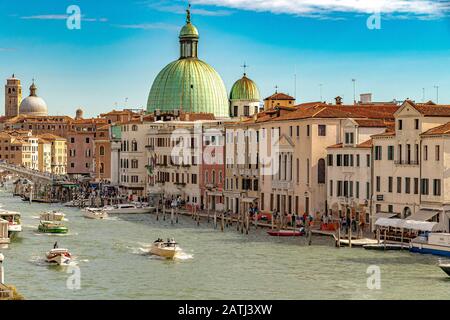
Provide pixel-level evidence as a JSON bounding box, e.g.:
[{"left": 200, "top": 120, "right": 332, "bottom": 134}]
[
  {"left": 70, "top": 163, "right": 75, "bottom": 168},
  {"left": 375, "top": 146, "right": 382, "bottom": 160},
  {"left": 414, "top": 178, "right": 419, "bottom": 194},
  {"left": 296, "top": 126, "right": 300, "bottom": 137},
  {"left": 424, "top": 145, "right": 428, "bottom": 161},
  {"left": 132, "top": 125, "right": 138, "bottom": 131},
  {"left": 398, "top": 120, "right": 403, "bottom": 130},
  {"left": 306, "top": 125, "right": 310, "bottom": 137},
  {"left": 415, "top": 144, "right": 419, "bottom": 163},
  {"left": 366, "top": 182, "right": 370, "bottom": 200},
  {"left": 337, "top": 154, "right": 342, "bottom": 166},
  {"left": 356, "top": 182, "right": 360, "bottom": 199},
  {"left": 388, "top": 205, "right": 393, "bottom": 213},
  {"left": 421, "top": 179, "right": 429, "bottom": 195},
  {"left": 386, "top": 145, "right": 393, "bottom": 161},
  {"left": 289, "top": 126, "right": 293, "bottom": 137},
  {"left": 405, "top": 177, "right": 411, "bottom": 194},
  {"left": 366, "top": 155, "right": 370, "bottom": 167},
  {"left": 397, "top": 177, "right": 402, "bottom": 193},
  {"left": 318, "top": 125, "right": 326, "bottom": 136},
  {"left": 327, "top": 154, "right": 333, "bottom": 166},
  {"left": 233, "top": 106, "right": 238, "bottom": 117},
  {"left": 434, "top": 179, "right": 441, "bottom": 196},
  {"left": 344, "top": 181, "right": 349, "bottom": 197},
  {"left": 131, "top": 159, "right": 138, "bottom": 169},
  {"left": 388, "top": 177, "right": 393, "bottom": 193},
  {"left": 70, "top": 137, "right": 75, "bottom": 143},
  {"left": 99, "top": 146, "right": 105, "bottom": 156},
  {"left": 191, "top": 174, "right": 197, "bottom": 184},
  {"left": 337, "top": 181, "right": 343, "bottom": 196},
  {"left": 318, "top": 159, "right": 325, "bottom": 184},
  {"left": 329, "top": 180, "right": 333, "bottom": 196},
  {"left": 376, "top": 176, "right": 381, "bottom": 192},
  {"left": 356, "top": 155, "right": 360, "bottom": 167},
  {"left": 86, "top": 137, "right": 90, "bottom": 143},
  {"left": 398, "top": 144, "right": 402, "bottom": 162},
  {"left": 244, "top": 106, "right": 249, "bottom": 116},
  {"left": 435, "top": 145, "right": 440, "bottom": 161},
  {"left": 406, "top": 144, "right": 411, "bottom": 164},
  {"left": 343, "top": 154, "right": 349, "bottom": 167},
  {"left": 415, "top": 119, "right": 419, "bottom": 130},
  {"left": 345, "top": 132, "right": 354, "bottom": 144},
  {"left": 296, "top": 158, "right": 299, "bottom": 183}
]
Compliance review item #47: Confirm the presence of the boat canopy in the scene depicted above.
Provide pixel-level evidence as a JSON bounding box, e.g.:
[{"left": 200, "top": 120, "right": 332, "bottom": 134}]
[
  {"left": 375, "top": 218, "right": 442, "bottom": 232},
  {"left": 406, "top": 209, "right": 440, "bottom": 222}
]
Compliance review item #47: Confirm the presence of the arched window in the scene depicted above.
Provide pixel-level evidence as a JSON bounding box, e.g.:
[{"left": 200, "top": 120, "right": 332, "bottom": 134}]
[
  {"left": 318, "top": 158, "right": 326, "bottom": 184},
  {"left": 99, "top": 146, "right": 105, "bottom": 156},
  {"left": 131, "top": 159, "right": 138, "bottom": 169},
  {"left": 132, "top": 140, "right": 138, "bottom": 152},
  {"left": 212, "top": 170, "right": 216, "bottom": 184},
  {"left": 132, "top": 125, "right": 138, "bottom": 131}
]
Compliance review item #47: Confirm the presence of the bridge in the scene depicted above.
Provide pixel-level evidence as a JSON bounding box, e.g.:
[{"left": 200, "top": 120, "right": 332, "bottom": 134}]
[{"left": 0, "top": 162, "right": 59, "bottom": 184}]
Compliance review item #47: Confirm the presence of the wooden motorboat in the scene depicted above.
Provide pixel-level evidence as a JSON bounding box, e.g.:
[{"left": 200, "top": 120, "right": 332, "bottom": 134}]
[
  {"left": 46, "top": 248, "right": 72, "bottom": 266},
  {"left": 149, "top": 239, "right": 179, "bottom": 259}
]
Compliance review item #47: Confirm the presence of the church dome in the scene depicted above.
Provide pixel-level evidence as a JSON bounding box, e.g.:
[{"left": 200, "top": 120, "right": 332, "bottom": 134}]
[
  {"left": 147, "top": 6, "right": 228, "bottom": 117},
  {"left": 230, "top": 74, "right": 260, "bottom": 101},
  {"left": 19, "top": 82, "right": 48, "bottom": 116}
]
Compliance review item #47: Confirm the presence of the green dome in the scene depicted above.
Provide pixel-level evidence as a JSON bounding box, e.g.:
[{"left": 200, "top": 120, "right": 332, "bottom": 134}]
[
  {"left": 147, "top": 58, "right": 228, "bottom": 117},
  {"left": 180, "top": 23, "right": 199, "bottom": 38},
  {"left": 230, "top": 75, "right": 260, "bottom": 101}
]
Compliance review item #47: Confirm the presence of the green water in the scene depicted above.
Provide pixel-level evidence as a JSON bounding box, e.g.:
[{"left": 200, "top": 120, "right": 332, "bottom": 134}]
[{"left": 1, "top": 190, "right": 449, "bottom": 300}]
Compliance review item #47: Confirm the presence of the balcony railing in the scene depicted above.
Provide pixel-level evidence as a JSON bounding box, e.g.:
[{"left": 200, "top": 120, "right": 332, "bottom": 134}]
[{"left": 394, "top": 160, "right": 419, "bottom": 166}]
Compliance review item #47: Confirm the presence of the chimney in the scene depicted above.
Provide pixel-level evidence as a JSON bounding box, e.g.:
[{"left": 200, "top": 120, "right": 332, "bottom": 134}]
[
  {"left": 360, "top": 93, "right": 372, "bottom": 104},
  {"left": 335, "top": 96, "right": 343, "bottom": 105}
]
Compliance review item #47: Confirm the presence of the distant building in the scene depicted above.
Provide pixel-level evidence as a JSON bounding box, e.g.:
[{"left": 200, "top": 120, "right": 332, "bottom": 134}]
[{"left": 263, "top": 92, "right": 296, "bottom": 111}]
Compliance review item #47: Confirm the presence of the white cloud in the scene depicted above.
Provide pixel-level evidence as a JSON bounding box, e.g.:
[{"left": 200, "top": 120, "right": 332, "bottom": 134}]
[
  {"left": 190, "top": 0, "right": 449, "bottom": 18},
  {"left": 0, "top": 48, "right": 17, "bottom": 52},
  {"left": 20, "top": 15, "right": 108, "bottom": 22},
  {"left": 113, "top": 23, "right": 178, "bottom": 31}
]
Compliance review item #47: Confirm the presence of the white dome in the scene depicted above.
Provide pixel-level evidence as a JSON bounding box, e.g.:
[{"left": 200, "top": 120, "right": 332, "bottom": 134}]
[
  {"left": 20, "top": 96, "right": 48, "bottom": 116},
  {"left": 19, "top": 82, "right": 48, "bottom": 116}
]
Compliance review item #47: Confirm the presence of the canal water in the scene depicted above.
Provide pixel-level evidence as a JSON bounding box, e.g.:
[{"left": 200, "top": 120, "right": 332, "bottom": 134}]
[{"left": 1, "top": 190, "right": 450, "bottom": 300}]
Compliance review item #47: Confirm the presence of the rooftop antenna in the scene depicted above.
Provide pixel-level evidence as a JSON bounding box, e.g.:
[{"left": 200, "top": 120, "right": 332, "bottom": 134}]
[
  {"left": 434, "top": 85, "right": 439, "bottom": 104},
  {"left": 352, "top": 79, "right": 356, "bottom": 105},
  {"left": 422, "top": 88, "right": 425, "bottom": 103},
  {"left": 319, "top": 84, "right": 323, "bottom": 102},
  {"left": 294, "top": 65, "right": 297, "bottom": 101},
  {"left": 275, "top": 85, "right": 278, "bottom": 94}
]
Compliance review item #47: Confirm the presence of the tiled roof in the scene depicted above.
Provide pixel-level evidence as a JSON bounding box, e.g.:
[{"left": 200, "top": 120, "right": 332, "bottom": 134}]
[
  {"left": 327, "top": 139, "right": 373, "bottom": 149},
  {"left": 354, "top": 119, "right": 394, "bottom": 127},
  {"left": 421, "top": 122, "right": 450, "bottom": 136},
  {"left": 264, "top": 92, "right": 295, "bottom": 101},
  {"left": 371, "top": 129, "right": 396, "bottom": 138},
  {"left": 36, "top": 133, "right": 66, "bottom": 141},
  {"left": 403, "top": 100, "right": 450, "bottom": 117}
]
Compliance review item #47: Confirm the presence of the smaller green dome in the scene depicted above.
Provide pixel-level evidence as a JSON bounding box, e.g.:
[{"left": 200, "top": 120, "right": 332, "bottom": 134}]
[
  {"left": 230, "top": 75, "right": 260, "bottom": 101},
  {"left": 180, "top": 23, "right": 199, "bottom": 38}
]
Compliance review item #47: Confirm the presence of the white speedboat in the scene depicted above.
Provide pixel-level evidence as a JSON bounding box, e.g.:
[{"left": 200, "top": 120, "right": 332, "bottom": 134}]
[
  {"left": 149, "top": 239, "right": 180, "bottom": 259},
  {"left": 83, "top": 208, "right": 108, "bottom": 220},
  {"left": 102, "top": 204, "right": 155, "bottom": 214},
  {"left": 0, "top": 210, "right": 22, "bottom": 237},
  {"left": 46, "top": 248, "right": 72, "bottom": 266},
  {"left": 40, "top": 211, "right": 65, "bottom": 222}
]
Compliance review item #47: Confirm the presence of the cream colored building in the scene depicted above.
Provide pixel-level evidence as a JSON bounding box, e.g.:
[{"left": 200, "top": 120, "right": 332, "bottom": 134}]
[
  {"left": 371, "top": 101, "right": 450, "bottom": 231},
  {"left": 38, "top": 139, "right": 52, "bottom": 173},
  {"left": 37, "top": 134, "right": 67, "bottom": 175},
  {"left": 326, "top": 119, "right": 391, "bottom": 225}
]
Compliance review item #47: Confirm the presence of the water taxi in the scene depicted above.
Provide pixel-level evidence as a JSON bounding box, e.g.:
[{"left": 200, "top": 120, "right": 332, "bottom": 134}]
[
  {"left": 0, "top": 210, "right": 22, "bottom": 237},
  {"left": 46, "top": 248, "right": 72, "bottom": 266},
  {"left": 40, "top": 211, "right": 65, "bottom": 222},
  {"left": 149, "top": 238, "right": 179, "bottom": 259},
  {"left": 38, "top": 221, "right": 69, "bottom": 234},
  {"left": 410, "top": 233, "right": 450, "bottom": 257},
  {"left": 83, "top": 208, "right": 108, "bottom": 220},
  {"left": 99, "top": 203, "right": 155, "bottom": 214}
]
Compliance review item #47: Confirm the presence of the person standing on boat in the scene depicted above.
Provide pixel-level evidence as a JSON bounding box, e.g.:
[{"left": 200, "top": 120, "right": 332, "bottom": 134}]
[{"left": 53, "top": 241, "right": 58, "bottom": 249}]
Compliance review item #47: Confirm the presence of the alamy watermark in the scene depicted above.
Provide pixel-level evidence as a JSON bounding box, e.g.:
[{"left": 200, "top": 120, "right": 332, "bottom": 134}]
[
  {"left": 66, "top": 265, "right": 81, "bottom": 290},
  {"left": 366, "top": 265, "right": 381, "bottom": 290},
  {"left": 367, "top": 11, "right": 382, "bottom": 30},
  {"left": 67, "top": 5, "right": 81, "bottom": 30}
]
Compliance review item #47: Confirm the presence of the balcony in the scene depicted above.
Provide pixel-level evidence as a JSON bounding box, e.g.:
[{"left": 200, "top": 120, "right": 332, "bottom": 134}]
[
  {"left": 394, "top": 160, "right": 419, "bottom": 166},
  {"left": 145, "top": 145, "right": 155, "bottom": 151},
  {"left": 272, "top": 180, "right": 293, "bottom": 190}
]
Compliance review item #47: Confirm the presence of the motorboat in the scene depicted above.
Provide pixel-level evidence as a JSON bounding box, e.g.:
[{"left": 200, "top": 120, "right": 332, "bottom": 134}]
[
  {"left": 149, "top": 239, "right": 180, "bottom": 259},
  {"left": 0, "top": 210, "right": 22, "bottom": 237},
  {"left": 46, "top": 248, "right": 72, "bottom": 265},
  {"left": 410, "top": 233, "right": 450, "bottom": 257},
  {"left": 100, "top": 203, "right": 155, "bottom": 214},
  {"left": 83, "top": 208, "right": 108, "bottom": 220},
  {"left": 438, "top": 262, "right": 450, "bottom": 276},
  {"left": 267, "top": 229, "right": 304, "bottom": 237},
  {"left": 40, "top": 211, "right": 65, "bottom": 222},
  {"left": 63, "top": 199, "right": 90, "bottom": 207},
  {"left": 38, "top": 221, "right": 69, "bottom": 234}
]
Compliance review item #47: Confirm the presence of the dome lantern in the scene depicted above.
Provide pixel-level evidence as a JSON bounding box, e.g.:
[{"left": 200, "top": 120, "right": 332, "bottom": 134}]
[{"left": 179, "top": 4, "right": 199, "bottom": 59}]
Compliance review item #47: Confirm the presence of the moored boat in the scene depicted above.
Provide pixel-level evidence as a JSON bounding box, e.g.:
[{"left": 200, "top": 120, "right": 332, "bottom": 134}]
[
  {"left": 410, "top": 233, "right": 450, "bottom": 257},
  {"left": 0, "top": 210, "right": 22, "bottom": 237},
  {"left": 267, "top": 229, "right": 304, "bottom": 237},
  {"left": 438, "top": 262, "right": 450, "bottom": 276},
  {"left": 149, "top": 238, "right": 179, "bottom": 259},
  {"left": 38, "top": 221, "right": 69, "bottom": 234},
  {"left": 46, "top": 248, "right": 72, "bottom": 265}
]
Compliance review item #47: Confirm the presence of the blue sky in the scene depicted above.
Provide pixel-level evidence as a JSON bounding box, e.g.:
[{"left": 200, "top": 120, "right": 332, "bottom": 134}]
[{"left": 0, "top": 0, "right": 449, "bottom": 117}]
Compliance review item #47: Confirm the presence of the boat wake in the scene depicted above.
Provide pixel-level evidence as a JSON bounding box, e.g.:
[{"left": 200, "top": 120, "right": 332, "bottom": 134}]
[
  {"left": 134, "top": 243, "right": 193, "bottom": 261},
  {"left": 29, "top": 255, "right": 79, "bottom": 267},
  {"left": 32, "top": 232, "right": 78, "bottom": 237}
]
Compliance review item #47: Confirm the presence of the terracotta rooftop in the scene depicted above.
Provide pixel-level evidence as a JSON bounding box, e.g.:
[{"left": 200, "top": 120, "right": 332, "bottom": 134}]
[
  {"left": 421, "top": 122, "right": 450, "bottom": 136},
  {"left": 404, "top": 100, "right": 450, "bottom": 117},
  {"left": 264, "top": 92, "right": 295, "bottom": 101},
  {"left": 371, "top": 129, "right": 396, "bottom": 138},
  {"left": 354, "top": 119, "right": 394, "bottom": 128},
  {"left": 327, "top": 139, "right": 373, "bottom": 149}
]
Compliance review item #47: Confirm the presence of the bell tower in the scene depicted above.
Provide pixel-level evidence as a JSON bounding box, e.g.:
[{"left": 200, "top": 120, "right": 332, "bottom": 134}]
[{"left": 5, "top": 74, "right": 22, "bottom": 117}]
